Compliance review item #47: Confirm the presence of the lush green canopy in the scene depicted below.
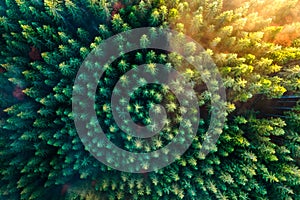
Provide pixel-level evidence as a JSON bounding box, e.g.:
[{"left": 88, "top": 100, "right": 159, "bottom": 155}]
[{"left": 0, "top": 0, "right": 299, "bottom": 199}]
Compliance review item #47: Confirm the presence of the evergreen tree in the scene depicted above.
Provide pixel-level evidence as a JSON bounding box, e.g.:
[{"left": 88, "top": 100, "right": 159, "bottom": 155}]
[{"left": 0, "top": 0, "right": 299, "bottom": 199}]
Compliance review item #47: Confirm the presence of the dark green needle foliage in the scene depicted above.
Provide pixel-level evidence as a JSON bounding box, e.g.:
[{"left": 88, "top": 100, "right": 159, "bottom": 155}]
[{"left": 0, "top": 0, "right": 300, "bottom": 199}]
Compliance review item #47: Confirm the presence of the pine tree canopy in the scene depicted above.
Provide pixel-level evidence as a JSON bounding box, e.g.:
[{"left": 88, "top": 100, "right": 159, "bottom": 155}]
[{"left": 0, "top": 0, "right": 300, "bottom": 199}]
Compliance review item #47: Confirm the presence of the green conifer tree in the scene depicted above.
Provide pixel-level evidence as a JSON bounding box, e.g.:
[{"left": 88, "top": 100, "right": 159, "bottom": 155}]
[{"left": 0, "top": 0, "right": 299, "bottom": 199}]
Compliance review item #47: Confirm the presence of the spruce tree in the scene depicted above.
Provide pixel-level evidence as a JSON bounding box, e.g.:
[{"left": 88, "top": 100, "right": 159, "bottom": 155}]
[{"left": 0, "top": 0, "right": 299, "bottom": 199}]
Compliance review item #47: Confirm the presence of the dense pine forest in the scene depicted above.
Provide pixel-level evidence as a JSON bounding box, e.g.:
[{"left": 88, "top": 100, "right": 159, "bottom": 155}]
[{"left": 0, "top": 0, "right": 300, "bottom": 199}]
